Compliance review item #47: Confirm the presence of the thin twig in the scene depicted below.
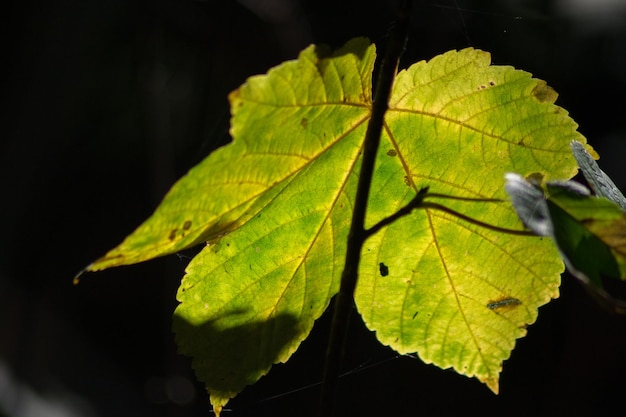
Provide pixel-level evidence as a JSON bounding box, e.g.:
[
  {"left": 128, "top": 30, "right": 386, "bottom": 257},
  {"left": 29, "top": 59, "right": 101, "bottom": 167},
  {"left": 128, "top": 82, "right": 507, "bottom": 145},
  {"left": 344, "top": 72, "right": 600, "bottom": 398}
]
[
  {"left": 366, "top": 190, "right": 534, "bottom": 238},
  {"left": 365, "top": 187, "right": 429, "bottom": 237},
  {"left": 419, "top": 201, "right": 535, "bottom": 235},
  {"left": 424, "top": 192, "right": 504, "bottom": 202}
]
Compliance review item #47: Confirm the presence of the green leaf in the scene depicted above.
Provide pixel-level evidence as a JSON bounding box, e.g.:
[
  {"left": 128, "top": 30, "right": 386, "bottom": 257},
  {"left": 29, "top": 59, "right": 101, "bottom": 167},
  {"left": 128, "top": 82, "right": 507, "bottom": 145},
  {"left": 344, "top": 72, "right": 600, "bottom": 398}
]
[
  {"left": 82, "top": 39, "right": 375, "bottom": 272},
  {"left": 85, "top": 39, "right": 589, "bottom": 409},
  {"left": 174, "top": 38, "right": 376, "bottom": 412},
  {"left": 356, "top": 48, "right": 585, "bottom": 393}
]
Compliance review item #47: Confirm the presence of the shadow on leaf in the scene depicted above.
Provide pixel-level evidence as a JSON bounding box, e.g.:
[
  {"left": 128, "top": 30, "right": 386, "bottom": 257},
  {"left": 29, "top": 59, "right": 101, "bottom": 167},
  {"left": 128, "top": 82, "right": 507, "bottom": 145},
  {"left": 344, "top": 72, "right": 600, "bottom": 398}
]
[{"left": 173, "top": 309, "right": 300, "bottom": 409}]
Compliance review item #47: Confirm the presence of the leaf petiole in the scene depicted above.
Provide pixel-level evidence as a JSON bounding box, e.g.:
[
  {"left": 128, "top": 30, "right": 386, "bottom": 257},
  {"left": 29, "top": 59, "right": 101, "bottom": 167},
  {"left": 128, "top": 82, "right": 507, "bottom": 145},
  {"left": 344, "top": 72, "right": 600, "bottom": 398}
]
[
  {"left": 366, "top": 190, "right": 534, "bottom": 238},
  {"left": 365, "top": 187, "right": 429, "bottom": 237},
  {"left": 423, "top": 192, "right": 504, "bottom": 203},
  {"left": 419, "top": 201, "right": 535, "bottom": 236}
]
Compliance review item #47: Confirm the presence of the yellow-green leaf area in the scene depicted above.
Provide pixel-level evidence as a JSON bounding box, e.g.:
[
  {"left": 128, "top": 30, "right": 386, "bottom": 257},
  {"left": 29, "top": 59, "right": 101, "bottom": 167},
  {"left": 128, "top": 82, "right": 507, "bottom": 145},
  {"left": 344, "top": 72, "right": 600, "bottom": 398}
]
[
  {"left": 86, "top": 38, "right": 594, "bottom": 410},
  {"left": 356, "top": 48, "right": 588, "bottom": 393},
  {"left": 84, "top": 38, "right": 374, "bottom": 272},
  {"left": 173, "top": 38, "right": 375, "bottom": 413}
]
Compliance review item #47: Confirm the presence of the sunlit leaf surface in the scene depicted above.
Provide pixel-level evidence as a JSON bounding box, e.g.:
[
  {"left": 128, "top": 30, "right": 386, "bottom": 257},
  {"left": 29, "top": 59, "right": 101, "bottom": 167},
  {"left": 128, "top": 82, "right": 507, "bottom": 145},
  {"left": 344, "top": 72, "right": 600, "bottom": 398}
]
[
  {"left": 86, "top": 39, "right": 589, "bottom": 410},
  {"left": 356, "top": 49, "right": 586, "bottom": 392}
]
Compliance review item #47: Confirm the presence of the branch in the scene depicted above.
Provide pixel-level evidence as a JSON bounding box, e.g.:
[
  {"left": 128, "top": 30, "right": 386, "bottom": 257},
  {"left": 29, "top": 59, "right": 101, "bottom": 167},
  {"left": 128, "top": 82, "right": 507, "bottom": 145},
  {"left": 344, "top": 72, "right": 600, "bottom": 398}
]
[{"left": 318, "top": 1, "right": 411, "bottom": 416}]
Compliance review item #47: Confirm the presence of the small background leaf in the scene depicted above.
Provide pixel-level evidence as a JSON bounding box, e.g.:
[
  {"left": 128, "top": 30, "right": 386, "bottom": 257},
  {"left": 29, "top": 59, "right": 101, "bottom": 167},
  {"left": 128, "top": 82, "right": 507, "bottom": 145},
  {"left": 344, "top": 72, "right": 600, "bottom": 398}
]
[
  {"left": 547, "top": 182, "right": 626, "bottom": 281},
  {"left": 571, "top": 140, "right": 626, "bottom": 210},
  {"left": 506, "top": 173, "right": 626, "bottom": 313}
]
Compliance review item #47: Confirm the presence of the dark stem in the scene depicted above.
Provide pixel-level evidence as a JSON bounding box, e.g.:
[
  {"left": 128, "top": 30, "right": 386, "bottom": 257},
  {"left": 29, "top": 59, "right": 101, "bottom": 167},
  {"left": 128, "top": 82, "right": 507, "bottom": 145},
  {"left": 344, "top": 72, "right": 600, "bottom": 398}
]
[
  {"left": 424, "top": 192, "right": 504, "bottom": 202},
  {"left": 317, "top": 1, "right": 411, "bottom": 416},
  {"left": 365, "top": 187, "right": 429, "bottom": 236},
  {"left": 419, "top": 202, "right": 535, "bottom": 236},
  {"left": 366, "top": 191, "right": 534, "bottom": 238}
]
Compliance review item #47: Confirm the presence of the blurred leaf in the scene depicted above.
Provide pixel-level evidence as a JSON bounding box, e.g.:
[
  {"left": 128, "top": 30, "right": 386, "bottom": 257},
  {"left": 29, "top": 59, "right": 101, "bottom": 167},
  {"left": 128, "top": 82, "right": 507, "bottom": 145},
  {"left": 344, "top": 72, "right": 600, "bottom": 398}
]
[
  {"left": 547, "top": 181, "right": 626, "bottom": 282},
  {"left": 570, "top": 140, "right": 626, "bottom": 210},
  {"left": 506, "top": 172, "right": 626, "bottom": 313}
]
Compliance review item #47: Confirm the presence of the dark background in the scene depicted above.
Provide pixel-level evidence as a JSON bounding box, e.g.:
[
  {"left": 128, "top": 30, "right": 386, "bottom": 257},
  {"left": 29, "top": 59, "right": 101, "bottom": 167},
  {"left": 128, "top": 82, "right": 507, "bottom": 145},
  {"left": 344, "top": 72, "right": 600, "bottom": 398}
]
[{"left": 2, "top": 1, "right": 626, "bottom": 416}]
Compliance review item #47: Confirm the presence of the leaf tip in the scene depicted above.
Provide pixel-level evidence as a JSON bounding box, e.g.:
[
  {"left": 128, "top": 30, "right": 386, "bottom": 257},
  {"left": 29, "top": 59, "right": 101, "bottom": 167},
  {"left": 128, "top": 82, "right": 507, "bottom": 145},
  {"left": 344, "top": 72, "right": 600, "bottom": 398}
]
[
  {"left": 72, "top": 264, "right": 93, "bottom": 285},
  {"left": 211, "top": 404, "right": 223, "bottom": 417},
  {"left": 485, "top": 378, "right": 500, "bottom": 395},
  {"left": 209, "top": 389, "right": 237, "bottom": 417}
]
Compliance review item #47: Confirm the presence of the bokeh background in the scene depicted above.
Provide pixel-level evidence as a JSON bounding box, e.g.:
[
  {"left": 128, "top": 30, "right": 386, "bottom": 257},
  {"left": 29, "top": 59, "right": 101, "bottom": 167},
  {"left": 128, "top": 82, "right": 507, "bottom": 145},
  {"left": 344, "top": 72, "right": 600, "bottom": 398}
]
[{"left": 2, "top": 1, "right": 626, "bottom": 416}]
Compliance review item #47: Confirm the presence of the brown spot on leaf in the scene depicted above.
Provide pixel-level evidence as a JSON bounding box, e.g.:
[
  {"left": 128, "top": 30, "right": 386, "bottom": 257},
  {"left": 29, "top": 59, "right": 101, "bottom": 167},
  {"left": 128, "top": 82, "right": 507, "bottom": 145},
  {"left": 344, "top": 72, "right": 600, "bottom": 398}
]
[
  {"left": 525, "top": 172, "right": 544, "bottom": 185},
  {"left": 532, "top": 81, "right": 558, "bottom": 103},
  {"left": 487, "top": 297, "right": 522, "bottom": 310},
  {"left": 386, "top": 149, "right": 397, "bottom": 157},
  {"left": 169, "top": 229, "right": 178, "bottom": 241},
  {"left": 183, "top": 220, "right": 192, "bottom": 231},
  {"left": 300, "top": 118, "right": 308, "bottom": 128}
]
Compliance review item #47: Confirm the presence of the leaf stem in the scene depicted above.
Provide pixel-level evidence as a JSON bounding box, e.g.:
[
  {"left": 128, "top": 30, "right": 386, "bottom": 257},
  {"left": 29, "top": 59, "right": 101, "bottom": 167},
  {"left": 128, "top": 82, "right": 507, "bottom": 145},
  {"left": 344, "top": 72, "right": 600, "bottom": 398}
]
[
  {"left": 365, "top": 187, "right": 429, "bottom": 236},
  {"left": 318, "top": 2, "right": 411, "bottom": 416},
  {"left": 366, "top": 191, "right": 534, "bottom": 238},
  {"left": 424, "top": 192, "right": 504, "bottom": 202},
  {"left": 419, "top": 202, "right": 535, "bottom": 236}
]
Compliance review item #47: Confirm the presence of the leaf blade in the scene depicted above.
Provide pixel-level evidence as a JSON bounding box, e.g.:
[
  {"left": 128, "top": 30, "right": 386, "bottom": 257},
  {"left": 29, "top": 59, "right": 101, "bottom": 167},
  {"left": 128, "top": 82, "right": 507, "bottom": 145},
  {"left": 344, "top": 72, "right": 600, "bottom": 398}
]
[
  {"left": 356, "top": 48, "right": 584, "bottom": 392},
  {"left": 86, "top": 38, "right": 375, "bottom": 272},
  {"left": 173, "top": 38, "right": 376, "bottom": 411}
]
